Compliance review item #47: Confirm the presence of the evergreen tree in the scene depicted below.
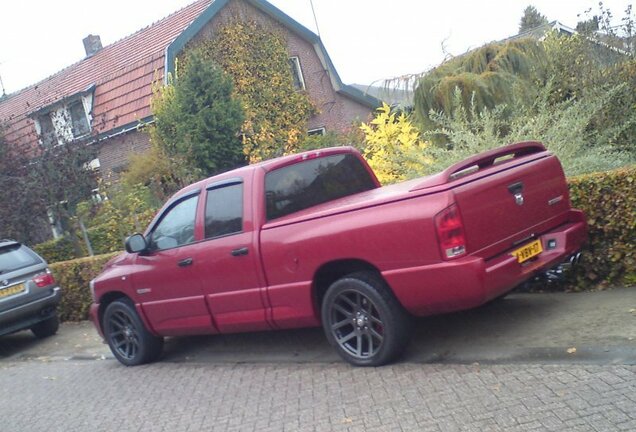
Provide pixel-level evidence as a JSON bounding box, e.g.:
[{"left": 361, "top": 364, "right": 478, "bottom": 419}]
[
  {"left": 413, "top": 39, "right": 547, "bottom": 134},
  {"left": 152, "top": 49, "right": 245, "bottom": 177},
  {"left": 519, "top": 5, "right": 549, "bottom": 33}
]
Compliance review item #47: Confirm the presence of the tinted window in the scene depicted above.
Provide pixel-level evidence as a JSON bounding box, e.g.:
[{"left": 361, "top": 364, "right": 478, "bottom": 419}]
[
  {"left": 0, "top": 245, "right": 42, "bottom": 274},
  {"left": 265, "top": 153, "right": 376, "bottom": 220},
  {"left": 149, "top": 195, "right": 198, "bottom": 251},
  {"left": 205, "top": 183, "right": 243, "bottom": 239}
]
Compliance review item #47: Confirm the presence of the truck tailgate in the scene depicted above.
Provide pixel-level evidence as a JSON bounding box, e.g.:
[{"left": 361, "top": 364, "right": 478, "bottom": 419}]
[{"left": 452, "top": 150, "right": 570, "bottom": 258}]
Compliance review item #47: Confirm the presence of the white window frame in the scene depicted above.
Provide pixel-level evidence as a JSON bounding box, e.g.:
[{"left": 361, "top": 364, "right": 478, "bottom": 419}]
[
  {"left": 32, "top": 91, "right": 94, "bottom": 146},
  {"left": 289, "top": 56, "right": 306, "bottom": 91},
  {"left": 308, "top": 127, "right": 326, "bottom": 136}
]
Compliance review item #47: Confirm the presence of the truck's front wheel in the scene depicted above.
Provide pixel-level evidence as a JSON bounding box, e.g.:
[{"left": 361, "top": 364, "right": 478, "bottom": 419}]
[
  {"left": 321, "top": 272, "right": 411, "bottom": 366},
  {"left": 103, "top": 299, "right": 164, "bottom": 366}
]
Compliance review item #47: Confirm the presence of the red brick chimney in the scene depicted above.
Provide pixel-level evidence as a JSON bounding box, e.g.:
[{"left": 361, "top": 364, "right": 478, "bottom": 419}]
[{"left": 82, "top": 34, "right": 103, "bottom": 57}]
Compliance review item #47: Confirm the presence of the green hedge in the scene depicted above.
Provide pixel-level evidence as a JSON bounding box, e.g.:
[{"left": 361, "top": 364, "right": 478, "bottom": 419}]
[
  {"left": 34, "top": 227, "right": 127, "bottom": 264},
  {"left": 33, "top": 236, "right": 79, "bottom": 263},
  {"left": 49, "top": 252, "right": 119, "bottom": 322},
  {"left": 567, "top": 165, "right": 635, "bottom": 289}
]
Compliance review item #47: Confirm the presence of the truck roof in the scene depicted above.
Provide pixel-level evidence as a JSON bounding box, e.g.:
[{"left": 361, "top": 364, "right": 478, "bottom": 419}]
[{"left": 175, "top": 146, "right": 360, "bottom": 196}]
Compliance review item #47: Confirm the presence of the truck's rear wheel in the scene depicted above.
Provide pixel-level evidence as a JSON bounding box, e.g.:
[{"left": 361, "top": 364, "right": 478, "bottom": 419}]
[
  {"left": 103, "top": 299, "right": 163, "bottom": 366},
  {"left": 321, "top": 272, "right": 411, "bottom": 366}
]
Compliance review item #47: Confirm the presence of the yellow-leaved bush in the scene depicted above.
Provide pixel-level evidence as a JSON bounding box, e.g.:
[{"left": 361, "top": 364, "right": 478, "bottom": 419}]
[
  {"left": 199, "top": 19, "right": 315, "bottom": 163},
  {"left": 360, "top": 103, "right": 433, "bottom": 184}
]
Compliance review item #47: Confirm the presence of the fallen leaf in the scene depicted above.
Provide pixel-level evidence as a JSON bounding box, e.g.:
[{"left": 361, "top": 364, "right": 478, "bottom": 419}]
[{"left": 567, "top": 347, "right": 577, "bottom": 354}]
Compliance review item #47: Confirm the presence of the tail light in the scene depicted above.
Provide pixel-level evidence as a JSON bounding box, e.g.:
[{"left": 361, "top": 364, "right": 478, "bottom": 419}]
[
  {"left": 33, "top": 271, "right": 55, "bottom": 287},
  {"left": 435, "top": 204, "right": 467, "bottom": 259}
]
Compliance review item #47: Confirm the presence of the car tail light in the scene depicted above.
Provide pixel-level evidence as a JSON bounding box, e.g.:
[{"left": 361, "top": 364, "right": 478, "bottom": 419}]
[
  {"left": 33, "top": 271, "right": 55, "bottom": 287},
  {"left": 435, "top": 204, "right": 467, "bottom": 259}
]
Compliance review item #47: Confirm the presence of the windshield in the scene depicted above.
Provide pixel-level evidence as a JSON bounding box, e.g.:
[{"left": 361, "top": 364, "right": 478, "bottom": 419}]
[{"left": 0, "top": 244, "right": 42, "bottom": 274}]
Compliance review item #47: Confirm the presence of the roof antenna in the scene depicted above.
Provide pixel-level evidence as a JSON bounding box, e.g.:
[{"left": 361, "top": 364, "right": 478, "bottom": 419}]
[{"left": 309, "top": 0, "right": 322, "bottom": 39}]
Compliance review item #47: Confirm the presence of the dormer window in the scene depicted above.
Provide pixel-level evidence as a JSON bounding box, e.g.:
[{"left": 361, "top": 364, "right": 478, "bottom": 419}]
[
  {"left": 69, "top": 100, "right": 90, "bottom": 137},
  {"left": 32, "top": 88, "right": 94, "bottom": 146}
]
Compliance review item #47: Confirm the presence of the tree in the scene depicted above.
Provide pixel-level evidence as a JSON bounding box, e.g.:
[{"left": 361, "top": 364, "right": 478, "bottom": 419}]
[
  {"left": 413, "top": 39, "right": 546, "bottom": 136},
  {"left": 519, "top": 5, "right": 549, "bottom": 34},
  {"left": 201, "top": 19, "right": 315, "bottom": 162},
  {"left": 0, "top": 128, "right": 48, "bottom": 243},
  {"left": 151, "top": 49, "right": 246, "bottom": 178},
  {"left": 577, "top": 3, "right": 636, "bottom": 55},
  {"left": 0, "top": 121, "right": 98, "bottom": 249}
]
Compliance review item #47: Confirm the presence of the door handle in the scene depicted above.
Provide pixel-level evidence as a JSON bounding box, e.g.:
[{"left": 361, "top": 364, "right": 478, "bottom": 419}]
[
  {"left": 178, "top": 257, "right": 193, "bottom": 267},
  {"left": 231, "top": 247, "right": 249, "bottom": 257}
]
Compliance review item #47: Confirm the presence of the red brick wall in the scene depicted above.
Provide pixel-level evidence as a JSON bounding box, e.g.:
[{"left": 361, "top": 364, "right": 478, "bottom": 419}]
[
  {"left": 97, "top": 130, "right": 151, "bottom": 178},
  {"left": 191, "top": 0, "right": 373, "bottom": 134}
]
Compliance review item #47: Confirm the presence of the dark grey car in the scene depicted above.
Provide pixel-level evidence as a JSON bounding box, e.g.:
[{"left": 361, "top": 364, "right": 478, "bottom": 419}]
[{"left": 0, "top": 240, "right": 61, "bottom": 338}]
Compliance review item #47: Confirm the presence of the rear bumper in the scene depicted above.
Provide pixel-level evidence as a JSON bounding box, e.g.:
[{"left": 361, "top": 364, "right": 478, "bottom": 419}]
[
  {"left": 384, "top": 211, "right": 587, "bottom": 316},
  {"left": 0, "top": 286, "right": 61, "bottom": 336}
]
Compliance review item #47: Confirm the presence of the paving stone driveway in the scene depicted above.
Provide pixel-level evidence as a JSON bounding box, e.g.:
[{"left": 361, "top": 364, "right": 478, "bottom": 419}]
[
  {"left": 1, "top": 360, "right": 635, "bottom": 431},
  {"left": 1, "top": 290, "right": 635, "bottom": 431}
]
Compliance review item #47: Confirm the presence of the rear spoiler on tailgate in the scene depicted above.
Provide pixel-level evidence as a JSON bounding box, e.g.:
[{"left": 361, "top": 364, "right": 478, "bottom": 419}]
[{"left": 410, "top": 141, "right": 549, "bottom": 192}]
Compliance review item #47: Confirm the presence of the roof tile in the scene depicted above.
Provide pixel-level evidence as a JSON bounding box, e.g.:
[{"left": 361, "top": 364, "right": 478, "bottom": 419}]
[{"left": 0, "top": 0, "right": 213, "bottom": 149}]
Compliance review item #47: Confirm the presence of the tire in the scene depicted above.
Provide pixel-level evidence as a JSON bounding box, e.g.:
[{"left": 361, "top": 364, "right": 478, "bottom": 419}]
[
  {"left": 321, "top": 272, "right": 411, "bottom": 366},
  {"left": 31, "top": 314, "right": 59, "bottom": 339},
  {"left": 103, "top": 299, "right": 164, "bottom": 366}
]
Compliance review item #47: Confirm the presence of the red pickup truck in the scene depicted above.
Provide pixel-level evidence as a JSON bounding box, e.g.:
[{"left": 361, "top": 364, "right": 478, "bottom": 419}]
[{"left": 89, "top": 142, "right": 587, "bottom": 366}]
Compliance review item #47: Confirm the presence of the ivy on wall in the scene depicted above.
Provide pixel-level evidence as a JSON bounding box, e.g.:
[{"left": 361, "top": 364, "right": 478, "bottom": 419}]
[{"left": 197, "top": 19, "right": 316, "bottom": 162}]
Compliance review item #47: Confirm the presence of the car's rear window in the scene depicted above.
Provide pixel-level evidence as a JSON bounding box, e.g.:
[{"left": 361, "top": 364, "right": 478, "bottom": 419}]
[
  {"left": 265, "top": 153, "right": 377, "bottom": 220},
  {"left": 0, "top": 244, "right": 42, "bottom": 274}
]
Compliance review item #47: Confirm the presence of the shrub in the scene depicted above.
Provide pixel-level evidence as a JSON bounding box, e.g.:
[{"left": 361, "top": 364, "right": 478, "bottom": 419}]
[
  {"left": 360, "top": 103, "right": 433, "bottom": 184},
  {"left": 49, "top": 253, "right": 119, "bottom": 322},
  {"left": 567, "top": 165, "right": 636, "bottom": 289},
  {"left": 423, "top": 86, "right": 635, "bottom": 177},
  {"left": 33, "top": 236, "right": 81, "bottom": 263}
]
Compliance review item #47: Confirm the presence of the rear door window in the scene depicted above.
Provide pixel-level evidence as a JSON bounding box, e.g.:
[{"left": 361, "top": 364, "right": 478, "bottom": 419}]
[
  {"left": 0, "top": 245, "right": 42, "bottom": 274},
  {"left": 265, "top": 153, "right": 376, "bottom": 220},
  {"left": 205, "top": 182, "right": 243, "bottom": 239}
]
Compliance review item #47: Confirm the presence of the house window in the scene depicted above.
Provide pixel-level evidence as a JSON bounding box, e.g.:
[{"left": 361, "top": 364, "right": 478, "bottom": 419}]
[
  {"left": 69, "top": 100, "right": 90, "bottom": 137},
  {"left": 289, "top": 56, "right": 306, "bottom": 90},
  {"left": 38, "top": 114, "right": 57, "bottom": 148},
  {"left": 308, "top": 127, "right": 326, "bottom": 136}
]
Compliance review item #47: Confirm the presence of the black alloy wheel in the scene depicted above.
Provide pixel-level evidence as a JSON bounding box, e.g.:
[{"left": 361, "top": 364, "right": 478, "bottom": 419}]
[
  {"left": 103, "top": 299, "right": 163, "bottom": 366},
  {"left": 329, "top": 289, "right": 385, "bottom": 359},
  {"left": 322, "top": 272, "right": 411, "bottom": 366}
]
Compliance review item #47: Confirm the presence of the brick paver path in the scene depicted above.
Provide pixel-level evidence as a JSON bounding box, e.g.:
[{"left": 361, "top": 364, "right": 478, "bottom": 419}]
[{"left": 2, "top": 359, "right": 635, "bottom": 431}]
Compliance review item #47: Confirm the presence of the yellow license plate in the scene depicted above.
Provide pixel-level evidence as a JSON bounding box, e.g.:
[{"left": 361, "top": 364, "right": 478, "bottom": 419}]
[
  {"left": 511, "top": 239, "right": 543, "bottom": 264},
  {"left": 0, "top": 283, "right": 25, "bottom": 299}
]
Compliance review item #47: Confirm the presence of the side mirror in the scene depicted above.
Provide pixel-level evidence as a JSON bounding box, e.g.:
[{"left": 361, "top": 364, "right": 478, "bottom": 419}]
[{"left": 125, "top": 233, "right": 148, "bottom": 254}]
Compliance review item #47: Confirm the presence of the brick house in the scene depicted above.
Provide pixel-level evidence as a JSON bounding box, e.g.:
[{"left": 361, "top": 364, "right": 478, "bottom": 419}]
[{"left": 0, "top": 0, "right": 379, "bottom": 177}]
